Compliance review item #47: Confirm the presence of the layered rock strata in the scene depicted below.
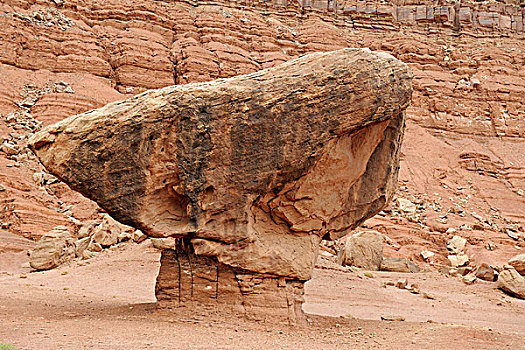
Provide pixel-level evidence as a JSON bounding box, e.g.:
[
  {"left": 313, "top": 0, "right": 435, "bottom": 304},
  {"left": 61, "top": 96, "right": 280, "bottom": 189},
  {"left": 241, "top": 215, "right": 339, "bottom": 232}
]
[
  {"left": 155, "top": 239, "right": 306, "bottom": 323},
  {"left": 29, "top": 48, "right": 411, "bottom": 321}
]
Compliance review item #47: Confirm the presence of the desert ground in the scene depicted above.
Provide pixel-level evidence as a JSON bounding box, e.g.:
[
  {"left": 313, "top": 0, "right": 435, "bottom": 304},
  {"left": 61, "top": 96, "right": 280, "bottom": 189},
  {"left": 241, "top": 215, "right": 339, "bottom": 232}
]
[{"left": 1, "top": 238, "right": 524, "bottom": 349}]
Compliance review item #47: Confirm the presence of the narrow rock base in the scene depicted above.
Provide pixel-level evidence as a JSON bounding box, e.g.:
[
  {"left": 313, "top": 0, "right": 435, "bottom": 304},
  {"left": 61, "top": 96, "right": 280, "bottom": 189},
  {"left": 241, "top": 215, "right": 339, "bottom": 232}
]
[{"left": 155, "top": 239, "right": 306, "bottom": 325}]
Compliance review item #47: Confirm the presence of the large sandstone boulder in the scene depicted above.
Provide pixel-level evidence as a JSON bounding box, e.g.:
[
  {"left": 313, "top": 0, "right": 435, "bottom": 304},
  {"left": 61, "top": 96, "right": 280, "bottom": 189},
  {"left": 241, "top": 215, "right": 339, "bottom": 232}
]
[
  {"left": 341, "top": 230, "right": 384, "bottom": 271},
  {"left": 497, "top": 266, "right": 525, "bottom": 299},
  {"left": 29, "top": 226, "right": 75, "bottom": 270},
  {"left": 29, "top": 48, "right": 412, "bottom": 322}
]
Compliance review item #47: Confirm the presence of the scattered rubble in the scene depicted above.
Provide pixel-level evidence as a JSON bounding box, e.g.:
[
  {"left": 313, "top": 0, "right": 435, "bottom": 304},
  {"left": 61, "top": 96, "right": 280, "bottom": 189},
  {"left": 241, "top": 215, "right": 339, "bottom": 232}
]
[{"left": 462, "top": 274, "right": 477, "bottom": 285}]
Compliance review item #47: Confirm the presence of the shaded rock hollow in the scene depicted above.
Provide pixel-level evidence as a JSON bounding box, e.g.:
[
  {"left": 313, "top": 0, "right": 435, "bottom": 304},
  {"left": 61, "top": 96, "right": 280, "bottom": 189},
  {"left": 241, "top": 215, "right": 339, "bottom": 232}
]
[{"left": 29, "top": 48, "right": 411, "bottom": 322}]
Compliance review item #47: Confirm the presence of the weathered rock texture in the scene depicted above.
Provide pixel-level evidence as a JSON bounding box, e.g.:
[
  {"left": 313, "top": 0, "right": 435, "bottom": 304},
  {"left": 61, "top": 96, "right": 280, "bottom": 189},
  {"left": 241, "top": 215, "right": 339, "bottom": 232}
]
[
  {"left": 29, "top": 225, "right": 75, "bottom": 270},
  {"left": 508, "top": 253, "right": 525, "bottom": 276},
  {"left": 155, "top": 239, "right": 306, "bottom": 323},
  {"left": 29, "top": 48, "right": 411, "bottom": 321},
  {"left": 341, "top": 230, "right": 384, "bottom": 270},
  {"left": 380, "top": 257, "right": 420, "bottom": 273},
  {"left": 497, "top": 266, "right": 525, "bottom": 299}
]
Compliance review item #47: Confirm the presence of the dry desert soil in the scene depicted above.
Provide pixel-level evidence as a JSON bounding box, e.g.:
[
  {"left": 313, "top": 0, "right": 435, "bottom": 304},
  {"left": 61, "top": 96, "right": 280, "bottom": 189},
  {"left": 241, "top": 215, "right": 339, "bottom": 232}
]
[{"left": 1, "top": 240, "right": 524, "bottom": 350}]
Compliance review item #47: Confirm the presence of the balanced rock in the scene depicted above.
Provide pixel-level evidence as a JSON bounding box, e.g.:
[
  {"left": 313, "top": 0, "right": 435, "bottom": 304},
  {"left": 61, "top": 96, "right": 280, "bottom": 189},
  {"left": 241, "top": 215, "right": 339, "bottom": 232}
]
[
  {"left": 497, "top": 266, "right": 525, "bottom": 299},
  {"left": 381, "top": 257, "right": 420, "bottom": 273},
  {"left": 508, "top": 254, "right": 525, "bottom": 276},
  {"left": 28, "top": 48, "right": 411, "bottom": 322},
  {"left": 341, "top": 230, "right": 384, "bottom": 271},
  {"left": 29, "top": 226, "right": 75, "bottom": 270}
]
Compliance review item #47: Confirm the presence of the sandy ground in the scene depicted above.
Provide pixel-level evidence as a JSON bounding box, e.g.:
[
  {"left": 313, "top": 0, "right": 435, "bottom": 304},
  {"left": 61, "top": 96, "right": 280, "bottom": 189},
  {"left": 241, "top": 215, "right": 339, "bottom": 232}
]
[{"left": 1, "top": 242, "right": 524, "bottom": 350}]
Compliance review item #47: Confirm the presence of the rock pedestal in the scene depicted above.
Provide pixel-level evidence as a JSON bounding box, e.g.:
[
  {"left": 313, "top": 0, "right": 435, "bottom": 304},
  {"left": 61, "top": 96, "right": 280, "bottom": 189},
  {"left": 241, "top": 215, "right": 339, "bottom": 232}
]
[{"left": 155, "top": 239, "right": 306, "bottom": 324}]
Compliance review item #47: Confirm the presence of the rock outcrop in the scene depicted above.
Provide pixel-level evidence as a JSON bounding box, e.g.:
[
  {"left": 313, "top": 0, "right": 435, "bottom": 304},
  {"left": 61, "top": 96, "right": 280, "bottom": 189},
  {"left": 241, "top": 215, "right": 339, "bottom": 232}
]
[
  {"left": 1, "top": 0, "right": 523, "bottom": 274},
  {"left": 29, "top": 48, "right": 411, "bottom": 322}
]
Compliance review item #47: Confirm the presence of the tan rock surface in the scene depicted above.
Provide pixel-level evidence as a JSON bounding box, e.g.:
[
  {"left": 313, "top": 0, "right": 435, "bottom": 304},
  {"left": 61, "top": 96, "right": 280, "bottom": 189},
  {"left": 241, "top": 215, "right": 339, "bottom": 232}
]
[
  {"left": 497, "top": 266, "right": 525, "bottom": 299},
  {"left": 341, "top": 230, "right": 384, "bottom": 271},
  {"left": 29, "top": 225, "right": 75, "bottom": 270},
  {"left": 381, "top": 257, "right": 420, "bottom": 273},
  {"left": 508, "top": 254, "right": 525, "bottom": 276}
]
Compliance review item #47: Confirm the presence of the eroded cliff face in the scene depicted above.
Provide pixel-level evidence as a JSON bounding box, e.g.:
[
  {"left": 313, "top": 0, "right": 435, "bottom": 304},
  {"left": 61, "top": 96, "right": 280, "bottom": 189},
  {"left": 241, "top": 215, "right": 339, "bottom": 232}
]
[{"left": 0, "top": 0, "right": 524, "bottom": 295}]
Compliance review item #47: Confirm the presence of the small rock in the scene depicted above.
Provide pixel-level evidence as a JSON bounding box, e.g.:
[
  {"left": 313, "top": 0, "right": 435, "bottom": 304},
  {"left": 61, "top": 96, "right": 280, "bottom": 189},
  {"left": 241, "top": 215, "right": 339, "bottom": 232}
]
[
  {"left": 438, "top": 266, "right": 452, "bottom": 275},
  {"left": 132, "top": 229, "right": 147, "bottom": 243},
  {"left": 508, "top": 254, "right": 525, "bottom": 276},
  {"left": 88, "top": 242, "right": 103, "bottom": 252},
  {"left": 117, "top": 230, "right": 133, "bottom": 243},
  {"left": 380, "top": 257, "right": 420, "bottom": 273},
  {"left": 507, "top": 230, "right": 520, "bottom": 240},
  {"left": 420, "top": 250, "right": 435, "bottom": 260},
  {"left": 447, "top": 235, "right": 467, "bottom": 254},
  {"left": 74, "top": 237, "right": 91, "bottom": 259},
  {"left": 380, "top": 315, "right": 405, "bottom": 321},
  {"left": 448, "top": 253, "right": 469, "bottom": 267},
  {"left": 475, "top": 263, "right": 497, "bottom": 282},
  {"left": 341, "top": 230, "right": 383, "bottom": 271},
  {"left": 77, "top": 221, "right": 96, "bottom": 239},
  {"left": 1, "top": 143, "right": 18, "bottom": 156},
  {"left": 497, "top": 266, "right": 525, "bottom": 299},
  {"left": 321, "top": 251, "right": 334, "bottom": 258},
  {"left": 91, "top": 215, "right": 121, "bottom": 247},
  {"left": 423, "top": 292, "right": 435, "bottom": 300},
  {"left": 151, "top": 237, "right": 176, "bottom": 250},
  {"left": 462, "top": 273, "right": 476, "bottom": 285},
  {"left": 407, "top": 283, "right": 420, "bottom": 294},
  {"left": 445, "top": 227, "right": 457, "bottom": 235},
  {"left": 363, "top": 272, "right": 374, "bottom": 278},
  {"left": 456, "top": 266, "right": 472, "bottom": 276},
  {"left": 397, "top": 198, "right": 417, "bottom": 215},
  {"left": 395, "top": 279, "right": 407, "bottom": 289},
  {"left": 29, "top": 226, "right": 75, "bottom": 270}
]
